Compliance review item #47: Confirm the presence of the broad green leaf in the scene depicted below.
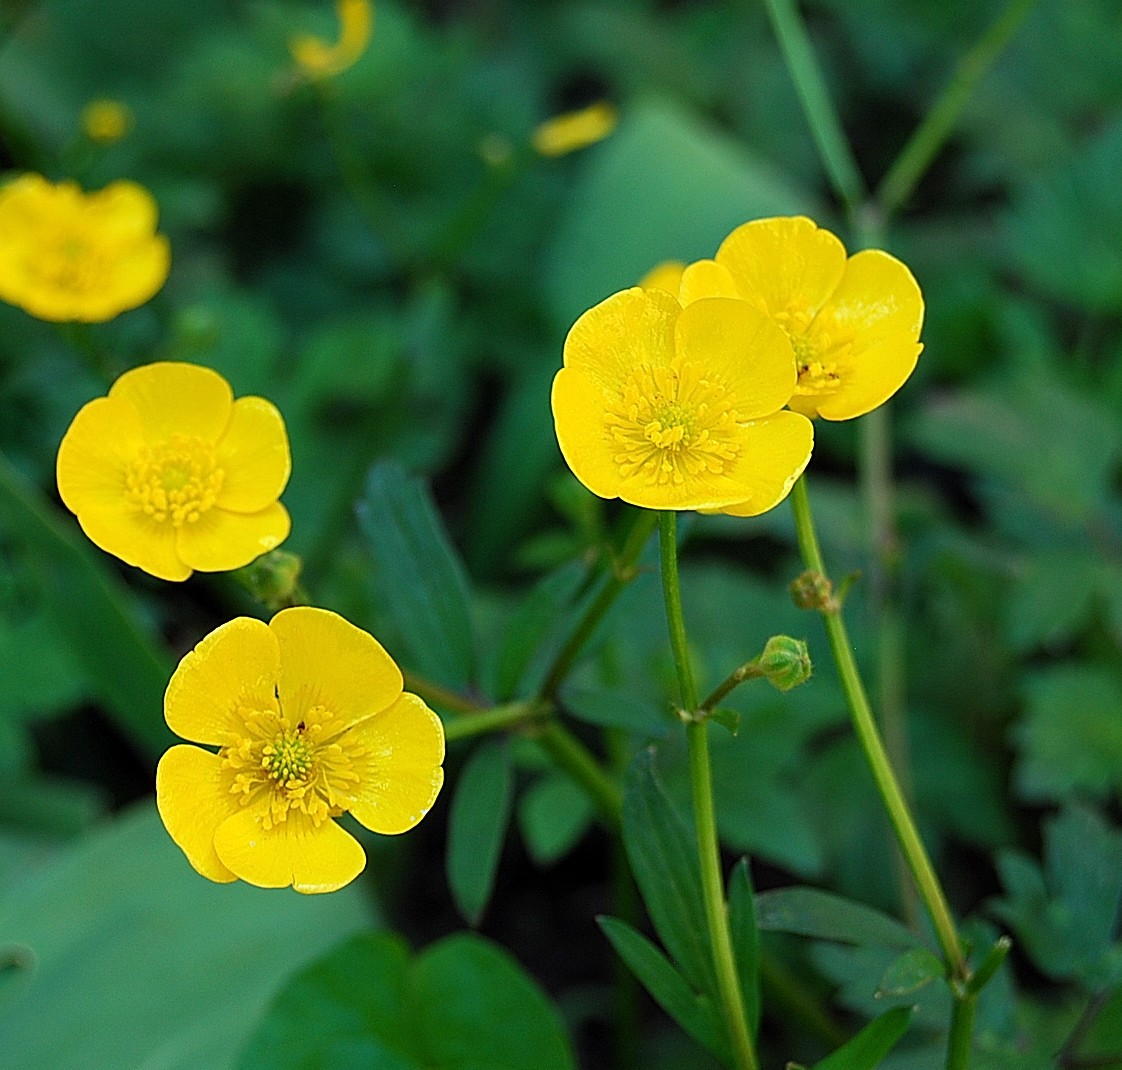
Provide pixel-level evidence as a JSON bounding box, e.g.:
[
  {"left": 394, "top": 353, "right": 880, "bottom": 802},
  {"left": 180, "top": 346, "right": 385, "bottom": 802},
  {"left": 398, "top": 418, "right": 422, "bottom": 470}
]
[
  {"left": 544, "top": 98, "right": 815, "bottom": 327},
  {"left": 598, "top": 916, "right": 726, "bottom": 1061},
  {"left": 564, "top": 685, "right": 671, "bottom": 737},
  {"left": 622, "top": 747, "right": 716, "bottom": 999},
  {"left": 754, "top": 887, "right": 921, "bottom": 951},
  {"left": 809, "top": 1006, "right": 913, "bottom": 1070},
  {"left": 518, "top": 772, "right": 594, "bottom": 866},
  {"left": 239, "top": 931, "right": 576, "bottom": 1070},
  {"left": 447, "top": 739, "right": 514, "bottom": 925},
  {"left": 0, "top": 804, "right": 372, "bottom": 1070},
  {"left": 727, "top": 859, "right": 760, "bottom": 1035},
  {"left": 0, "top": 453, "right": 172, "bottom": 755},
  {"left": 876, "top": 947, "right": 945, "bottom": 998},
  {"left": 356, "top": 463, "right": 475, "bottom": 691},
  {"left": 0, "top": 603, "right": 87, "bottom": 723},
  {"left": 1005, "top": 551, "right": 1099, "bottom": 653}
]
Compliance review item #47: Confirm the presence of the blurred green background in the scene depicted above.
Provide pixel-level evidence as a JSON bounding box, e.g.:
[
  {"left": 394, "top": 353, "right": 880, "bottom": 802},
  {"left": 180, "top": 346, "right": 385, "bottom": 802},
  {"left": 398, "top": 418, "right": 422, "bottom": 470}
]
[{"left": 1, "top": 0, "right": 1122, "bottom": 1067}]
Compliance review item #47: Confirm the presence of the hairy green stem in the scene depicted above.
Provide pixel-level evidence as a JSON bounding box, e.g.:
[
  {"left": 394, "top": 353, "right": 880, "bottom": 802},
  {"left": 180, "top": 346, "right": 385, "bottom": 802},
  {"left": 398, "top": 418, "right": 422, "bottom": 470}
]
[{"left": 659, "top": 512, "right": 758, "bottom": 1070}]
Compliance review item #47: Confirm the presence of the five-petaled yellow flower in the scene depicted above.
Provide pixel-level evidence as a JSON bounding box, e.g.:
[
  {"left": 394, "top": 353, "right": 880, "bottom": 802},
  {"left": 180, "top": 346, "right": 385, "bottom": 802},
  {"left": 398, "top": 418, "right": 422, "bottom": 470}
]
[
  {"left": 290, "top": 0, "right": 373, "bottom": 80},
  {"left": 56, "top": 362, "right": 291, "bottom": 582},
  {"left": 677, "top": 216, "right": 924, "bottom": 420},
  {"left": 551, "top": 288, "right": 813, "bottom": 515},
  {"left": 532, "top": 101, "right": 618, "bottom": 157},
  {"left": 0, "top": 174, "right": 169, "bottom": 323},
  {"left": 157, "top": 607, "right": 445, "bottom": 894}
]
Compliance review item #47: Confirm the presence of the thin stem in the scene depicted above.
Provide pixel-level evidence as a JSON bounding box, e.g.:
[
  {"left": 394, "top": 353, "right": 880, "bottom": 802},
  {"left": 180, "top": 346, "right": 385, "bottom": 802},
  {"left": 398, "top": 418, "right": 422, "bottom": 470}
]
[
  {"left": 700, "top": 661, "right": 763, "bottom": 713},
  {"left": 659, "top": 512, "right": 758, "bottom": 1070},
  {"left": 789, "top": 478, "right": 967, "bottom": 980},
  {"left": 1058, "top": 991, "right": 1113, "bottom": 1069},
  {"left": 535, "top": 721, "right": 622, "bottom": 825},
  {"left": 876, "top": 0, "right": 1039, "bottom": 218},
  {"left": 403, "top": 669, "right": 485, "bottom": 716},
  {"left": 443, "top": 700, "right": 547, "bottom": 743},
  {"left": 760, "top": 0, "right": 867, "bottom": 212}
]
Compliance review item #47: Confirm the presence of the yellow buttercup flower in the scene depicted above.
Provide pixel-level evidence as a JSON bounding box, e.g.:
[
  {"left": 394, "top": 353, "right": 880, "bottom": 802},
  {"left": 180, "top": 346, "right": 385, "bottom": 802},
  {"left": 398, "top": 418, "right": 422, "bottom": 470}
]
[
  {"left": 81, "top": 99, "right": 132, "bottom": 144},
  {"left": 56, "top": 362, "right": 291, "bottom": 582},
  {"left": 679, "top": 216, "right": 924, "bottom": 420},
  {"left": 551, "top": 287, "right": 813, "bottom": 515},
  {"left": 532, "top": 102, "right": 618, "bottom": 157},
  {"left": 290, "top": 0, "right": 373, "bottom": 80},
  {"left": 157, "top": 607, "right": 445, "bottom": 894},
  {"left": 0, "top": 174, "right": 170, "bottom": 323}
]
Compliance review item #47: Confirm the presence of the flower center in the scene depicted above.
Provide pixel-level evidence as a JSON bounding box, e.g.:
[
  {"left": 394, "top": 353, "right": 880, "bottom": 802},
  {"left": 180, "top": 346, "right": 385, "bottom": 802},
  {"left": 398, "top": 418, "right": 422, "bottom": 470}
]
[
  {"left": 124, "top": 435, "right": 225, "bottom": 525},
  {"left": 604, "top": 360, "right": 741, "bottom": 486},
  {"left": 220, "top": 705, "right": 365, "bottom": 829},
  {"left": 782, "top": 322, "right": 843, "bottom": 398}
]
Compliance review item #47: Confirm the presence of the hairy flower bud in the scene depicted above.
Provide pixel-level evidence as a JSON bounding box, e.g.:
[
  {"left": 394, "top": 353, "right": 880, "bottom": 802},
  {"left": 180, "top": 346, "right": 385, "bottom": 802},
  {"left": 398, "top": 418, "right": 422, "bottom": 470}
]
[{"left": 756, "top": 635, "right": 812, "bottom": 692}]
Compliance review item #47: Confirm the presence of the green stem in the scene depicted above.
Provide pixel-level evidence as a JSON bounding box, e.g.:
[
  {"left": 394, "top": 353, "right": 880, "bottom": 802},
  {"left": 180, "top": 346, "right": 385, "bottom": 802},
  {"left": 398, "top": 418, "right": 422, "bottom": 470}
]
[
  {"left": 700, "top": 661, "right": 763, "bottom": 713},
  {"left": 443, "top": 700, "right": 547, "bottom": 743},
  {"left": 535, "top": 721, "right": 622, "bottom": 825},
  {"left": 945, "top": 992, "right": 977, "bottom": 1070},
  {"left": 760, "top": 0, "right": 867, "bottom": 212},
  {"left": 403, "top": 669, "right": 485, "bottom": 716},
  {"left": 876, "top": 0, "right": 1039, "bottom": 218},
  {"left": 659, "top": 512, "right": 758, "bottom": 1070},
  {"left": 789, "top": 478, "right": 967, "bottom": 980}
]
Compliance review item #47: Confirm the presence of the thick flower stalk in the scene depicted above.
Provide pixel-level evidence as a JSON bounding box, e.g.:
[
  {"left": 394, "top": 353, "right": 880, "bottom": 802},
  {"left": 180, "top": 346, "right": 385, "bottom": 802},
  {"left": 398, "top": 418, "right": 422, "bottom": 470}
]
[
  {"left": 551, "top": 287, "right": 813, "bottom": 516},
  {"left": 56, "top": 361, "right": 291, "bottom": 581},
  {"left": 0, "top": 174, "right": 169, "bottom": 322},
  {"left": 674, "top": 216, "right": 924, "bottom": 420},
  {"left": 157, "top": 607, "right": 445, "bottom": 894},
  {"left": 290, "top": 0, "right": 373, "bottom": 80}
]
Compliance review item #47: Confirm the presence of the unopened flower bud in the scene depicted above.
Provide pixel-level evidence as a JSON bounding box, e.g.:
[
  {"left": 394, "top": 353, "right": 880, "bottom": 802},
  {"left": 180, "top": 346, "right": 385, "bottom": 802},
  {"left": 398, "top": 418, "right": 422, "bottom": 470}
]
[
  {"left": 756, "top": 635, "right": 812, "bottom": 692},
  {"left": 790, "top": 569, "right": 836, "bottom": 613},
  {"left": 234, "top": 550, "right": 304, "bottom": 609}
]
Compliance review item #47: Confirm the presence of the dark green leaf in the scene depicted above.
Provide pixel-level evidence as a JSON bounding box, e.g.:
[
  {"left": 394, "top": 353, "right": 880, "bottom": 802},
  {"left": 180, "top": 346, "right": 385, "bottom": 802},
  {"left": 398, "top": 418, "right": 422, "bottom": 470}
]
[
  {"left": 876, "top": 947, "right": 944, "bottom": 998},
  {"left": 356, "top": 463, "right": 475, "bottom": 690},
  {"left": 598, "top": 916, "right": 726, "bottom": 1061},
  {"left": 447, "top": 739, "right": 514, "bottom": 925},
  {"left": 809, "top": 1006, "right": 913, "bottom": 1070},
  {"left": 708, "top": 707, "right": 740, "bottom": 735},
  {"left": 518, "top": 773, "right": 594, "bottom": 866},
  {"left": 727, "top": 859, "right": 760, "bottom": 1035},
  {"left": 754, "top": 887, "right": 921, "bottom": 951},
  {"left": 564, "top": 686, "right": 670, "bottom": 737}
]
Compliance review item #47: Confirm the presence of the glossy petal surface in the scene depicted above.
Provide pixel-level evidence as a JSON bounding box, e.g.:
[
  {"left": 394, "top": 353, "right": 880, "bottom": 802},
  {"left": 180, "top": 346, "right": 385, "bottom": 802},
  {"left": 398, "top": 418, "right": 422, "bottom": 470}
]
[
  {"left": 109, "top": 362, "right": 233, "bottom": 443},
  {"left": 175, "top": 502, "right": 290, "bottom": 573},
  {"left": 215, "top": 397, "right": 292, "bottom": 512},
  {"left": 156, "top": 745, "right": 239, "bottom": 883}
]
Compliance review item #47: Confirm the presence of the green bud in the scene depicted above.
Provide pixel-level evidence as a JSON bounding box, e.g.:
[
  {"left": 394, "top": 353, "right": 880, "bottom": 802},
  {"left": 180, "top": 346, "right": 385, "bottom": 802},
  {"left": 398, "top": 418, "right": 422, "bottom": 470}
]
[
  {"left": 790, "top": 569, "right": 836, "bottom": 613},
  {"left": 756, "top": 635, "right": 812, "bottom": 692},
  {"left": 234, "top": 550, "right": 304, "bottom": 610}
]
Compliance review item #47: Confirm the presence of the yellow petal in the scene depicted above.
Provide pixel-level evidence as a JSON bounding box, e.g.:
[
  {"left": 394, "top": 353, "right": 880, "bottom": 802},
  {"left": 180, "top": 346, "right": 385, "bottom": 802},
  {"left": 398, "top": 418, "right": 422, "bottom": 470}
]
[
  {"left": 74, "top": 233, "right": 170, "bottom": 324},
  {"left": 342, "top": 693, "right": 445, "bottom": 835},
  {"left": 214, "top": 397, "right": 291, "bottom": 513},
  {"left": 678, "top": 259, "right": 740, "bottom": 305},
  {"left": 810, "top": 336, "right": 923, "bottom": 421},
  {"left": 164, "top": 617, "right": 281, "bottom": 745},
  {"left": 155, "top": 745, "right": 239, "bottom": 884},
  {"left": 56, "top": 395, "right": 145, "bottom": 517},
  {"left": 175, "top": 502, "right": 290, "bottom": 573},
  {"left": 109, "top": 362, "right": 233, "bottom": 443},
  {"left": 551, "top": 367, "right": 625, "bottom": 502},
  {"left": 75, "top": 505, "right": 191, "bottom": 581},
  {"left": 213, "top": 805, "right": 366, "bottom": 894},
  {"left": 674, "top": 298, "right": 796, "bottom": 419},
  {"left": 563, "top": 287, "right": 679, "bottom": 390},
  {"left": 269, "top": 607, "right": 403, "bottom": 731},
  {"left": 716, "top": 216, "right": 846, "bottom": 320},
  {"left": 639, "top": 260, "right": 685, "bottom": 296},
  {"left": 715, "top": 412, "right": 815, "bottom": 517},
  {"left": 532, "top": 101, "right": 618, "bottom": 157},
  {"left": 86, "top": 180, "right": 159, "bottom": 241}
]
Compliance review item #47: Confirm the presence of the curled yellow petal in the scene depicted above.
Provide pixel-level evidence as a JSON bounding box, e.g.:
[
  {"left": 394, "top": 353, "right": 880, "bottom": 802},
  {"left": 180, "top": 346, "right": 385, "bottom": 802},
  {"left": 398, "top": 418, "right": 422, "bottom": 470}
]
[{"left": 290, "top": 0, "right": 373, "bottom": 80}]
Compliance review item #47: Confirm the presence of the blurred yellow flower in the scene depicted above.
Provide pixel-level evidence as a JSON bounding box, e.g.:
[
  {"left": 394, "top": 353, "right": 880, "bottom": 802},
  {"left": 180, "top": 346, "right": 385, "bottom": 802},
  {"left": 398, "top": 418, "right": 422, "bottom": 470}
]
[
  {"left": 81, "top": 99, "right": 132, "bottom": 144},
  {"left": 0, "top": 174, "right": 170, "bottom": 323},
  {"left": 290, "top": 0, "right": 373, "bottom": 80},
  {"left": 681, "top": 216, "right": 924, "bottom": 420},
  {"left": 56, "top": 362, "right": 291, "bottom": 582},
  {"left": 551, "top": 288, "right": 813, "bottom": 515},
  {"left": 157, "top": 607, "right": 445, "bottom": 894},
  {"left": 532, "top": 102, "right": 618, "bottom": 157}
]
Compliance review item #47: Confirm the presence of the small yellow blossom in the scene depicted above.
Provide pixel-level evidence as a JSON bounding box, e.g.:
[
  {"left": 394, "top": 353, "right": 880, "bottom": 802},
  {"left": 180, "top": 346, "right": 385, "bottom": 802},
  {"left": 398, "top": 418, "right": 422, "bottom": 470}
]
[
  {"left": 157, "top": 607, "right": 445, "bottom": 894},
  {"left": 0, "top": 174, "right": 170, "bottom": 323},
  {"left": 551, "top": 287, "right": 813, "bottom": 515},
  {"left": 56, "top": 362, "right": 291, "bottom": 582},
  {"left": 532, "top": 102, "right": 618, "bottom": 158},
  {"left": 290, "top": 0, "right": 373, "bottom": 80},
  {"left": 81, "top": 99, "right": 132, "bottom": 144},
  {"left": 678, "top": 216, "right": 924, "bottom": 420}
]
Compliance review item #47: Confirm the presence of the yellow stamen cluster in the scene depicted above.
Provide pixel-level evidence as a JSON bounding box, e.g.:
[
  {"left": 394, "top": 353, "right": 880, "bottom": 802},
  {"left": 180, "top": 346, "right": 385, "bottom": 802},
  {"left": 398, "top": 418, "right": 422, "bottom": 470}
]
[{"left": 124, "top": 436, "right": 225, "bottom": 526}]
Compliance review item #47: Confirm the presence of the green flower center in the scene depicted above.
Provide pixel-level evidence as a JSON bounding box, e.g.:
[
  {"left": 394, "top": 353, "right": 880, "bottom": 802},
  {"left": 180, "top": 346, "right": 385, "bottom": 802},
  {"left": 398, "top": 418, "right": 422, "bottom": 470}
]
[
  {"left": 125, "top": 435, "right": 225, "bottom": 525},
  {"left": 262, "top": 729, "right": 314, "bottom": 785}
]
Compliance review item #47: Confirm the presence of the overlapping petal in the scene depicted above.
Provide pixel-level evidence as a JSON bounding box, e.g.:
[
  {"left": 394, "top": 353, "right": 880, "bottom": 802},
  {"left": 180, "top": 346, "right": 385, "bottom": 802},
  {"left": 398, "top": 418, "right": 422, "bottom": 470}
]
[
  {"left": 156, "top": 745, "right": 239, "bottom": 884},
  {"left": 108, "top": 362, "right": 232, "bottom": 443},
  {"left": 215, "top": 397, "right": 292, "bottom": 513},
  {"left": 712, "top": 412, "right": 815, "bottom": 517},
  {"left": 77, "top": 506, "right": 190, "bottom": 582},
  {"left": 175, "top": 502, "right": 290, "bottom": 573},
  {"left": 56, "top": 396, "right": 146, "bottom": 516}
]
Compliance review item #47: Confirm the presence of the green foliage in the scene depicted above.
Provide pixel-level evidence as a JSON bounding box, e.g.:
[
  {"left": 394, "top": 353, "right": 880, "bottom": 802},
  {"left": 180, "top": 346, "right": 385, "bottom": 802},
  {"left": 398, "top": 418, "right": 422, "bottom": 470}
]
[{"left": 804, "top": 1007, "right": 914, "bottom": 1070}]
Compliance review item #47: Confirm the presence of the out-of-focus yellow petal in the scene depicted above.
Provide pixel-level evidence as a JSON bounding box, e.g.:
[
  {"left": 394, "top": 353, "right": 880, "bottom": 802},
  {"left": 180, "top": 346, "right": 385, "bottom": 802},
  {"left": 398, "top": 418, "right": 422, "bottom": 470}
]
[
  {"left": 175, "top": 502, "right": 290, "bottom": 574},
  {"left": 551, "top": 368, "right": 625, "bottom": 502},
  {"left": 164, "top": 617, "right": 280, "bottom": 745},
  {"left": 678, "top": 259, "right": 740, "bottom": 305},
  {"left": 214, "top": 397, "right": 291, "bottom": 513},
  {"left": 674, "top": 298, "right": 796, "bottom": 419},
  {"left": 563, "top": 287, "right": 679, "bottom": 389},
  {"left": 716, "top": 216, "right": 846, "bottom": 320},
  {"left": 87, "top": 181, "right": 159, "bottom": 240},
  {"left": 109, "top": 362, "right": 233, "bottom": 443},
  {"left": 156, "top": 745, "right": 239, "bottom": 884},
  {"left": 532, "top": 101, "right": 618, "bottom": 157},
  {"left": 342, "top": 693, "right": 445, "bottom": 835},
  {"left": 82, "top": 99, "right": 132, "bottom": 144},
  {"left": 56, "top": 395, "right": 145, "bottom": 517},
  {"left": 290, "top": 0, "right": 373, "bottom": 80},
  {"left": 800, "top": 335, "right": 923, "bottom": 421},
  {"left": 269, "top": 607, "right": 403, "bottom": 731},
  {"left": 714, "top": 412, "right": 815, "bottom": 517},
  {"left": 72, "top": 233, "right": 170, "bottom": 324},
  {"left": 213, "top": 805, "right": 366, "bottom": 894},
  {"left": 639, "top": 260, "right": 685, "bottom": 296},
  {"left": 76, "top": 506, "right": 191, "bottom": 581}
]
